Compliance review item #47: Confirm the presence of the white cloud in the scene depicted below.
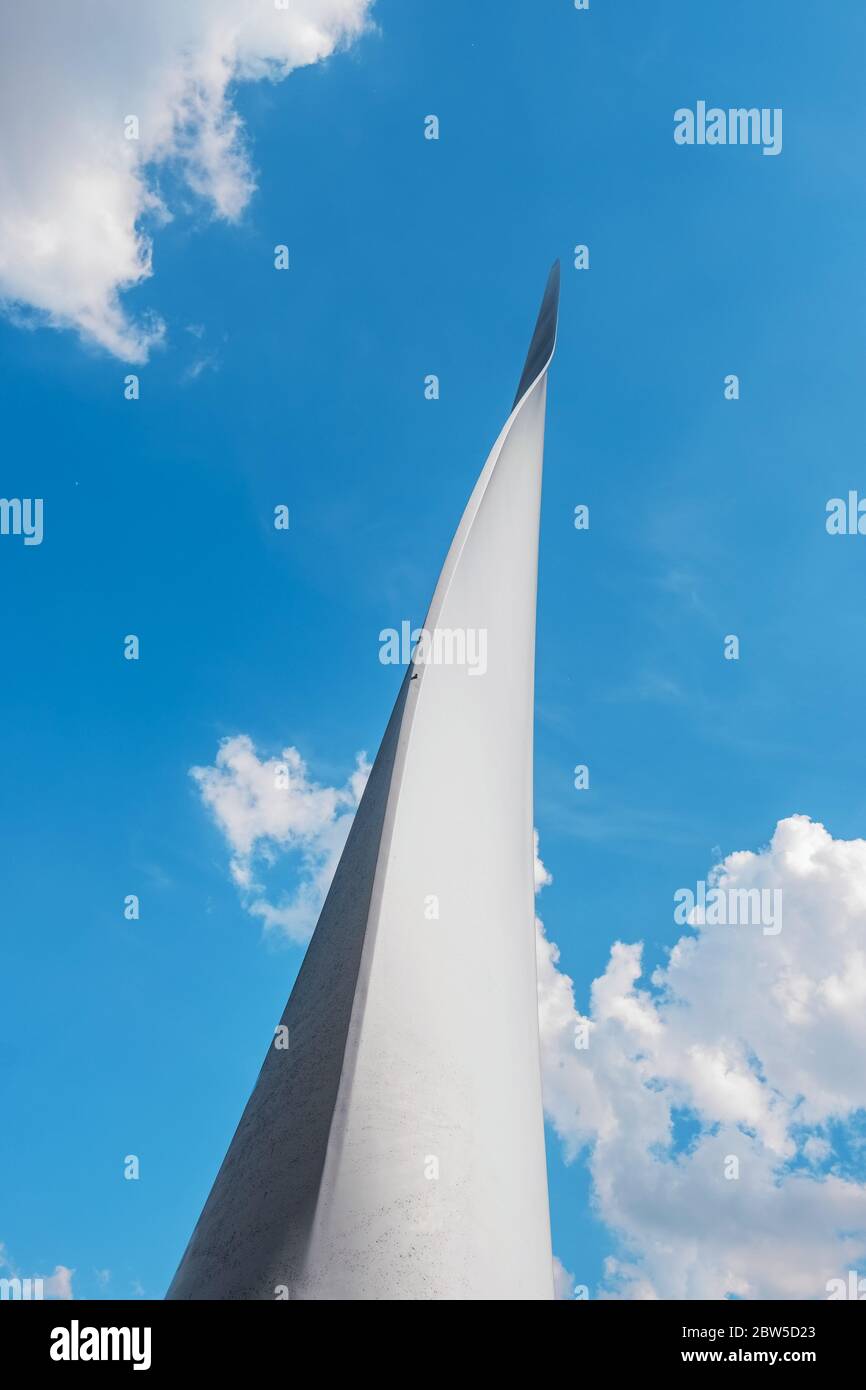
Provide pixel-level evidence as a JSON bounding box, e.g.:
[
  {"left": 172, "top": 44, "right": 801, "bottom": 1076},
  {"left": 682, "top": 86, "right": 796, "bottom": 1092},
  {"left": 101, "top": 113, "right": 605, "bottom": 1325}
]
[
  {"left": 0, "top": 1, "right": 372, "bottom": 360},
  {"left": 533, "top": 828, "right": 552, "bottom": 893},
  {"left": 192, "top": 732, "right": 866, "bottom": 1296},
  {"left": 191, "top": 734, "right": 369, "bottom": 942},
  {"left": 41, "top": 1265, "right": 75, "bottom": 1301},
  {"left": 0, "top": 1244, "right": 74, "bottom": 1299},
  {"left": 552, "top": 1255, "right": 576, "bottom": 1300},
  {"left": 183, "top": 350, "right": 220, "bottom": 383},
  {"left": 535, "top": 817, "right": 866, "bottom": 1299}
]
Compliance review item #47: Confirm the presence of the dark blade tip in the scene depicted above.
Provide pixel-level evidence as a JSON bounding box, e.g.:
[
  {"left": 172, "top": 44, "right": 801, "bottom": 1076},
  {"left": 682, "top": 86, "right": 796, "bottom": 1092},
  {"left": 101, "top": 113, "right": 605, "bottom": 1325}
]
[{"left": 512, "top": 260, "right": 561, "bottom": 411}]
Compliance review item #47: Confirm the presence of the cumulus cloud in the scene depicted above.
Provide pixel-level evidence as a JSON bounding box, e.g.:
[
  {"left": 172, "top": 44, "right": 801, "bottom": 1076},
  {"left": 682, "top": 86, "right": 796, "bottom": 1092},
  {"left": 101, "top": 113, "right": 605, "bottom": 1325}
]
[
  {"left": 533, "top": 828, "right": 552, "bottom": 893},
  {"left": 192, "top": 732, "right": 866, "bottom": 1296},
  {"left": 0, "top": 1, "right": 372, "bottom": 360},
  {"left": 535, "top": 817, "right": 866, "bottom": 1299},
  {"left": 41, "top": 1265, "right": 75, "bottom": 1301},
  {"left": 191, "top": 734, "right": 369, "bottom": 942}
]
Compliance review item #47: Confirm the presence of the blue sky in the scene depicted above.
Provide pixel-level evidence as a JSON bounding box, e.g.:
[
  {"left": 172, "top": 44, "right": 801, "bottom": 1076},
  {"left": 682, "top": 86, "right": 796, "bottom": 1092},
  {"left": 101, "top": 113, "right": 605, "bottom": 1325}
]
[{"left": 2, "top": 0, "right": 866, "bottom": 1300}]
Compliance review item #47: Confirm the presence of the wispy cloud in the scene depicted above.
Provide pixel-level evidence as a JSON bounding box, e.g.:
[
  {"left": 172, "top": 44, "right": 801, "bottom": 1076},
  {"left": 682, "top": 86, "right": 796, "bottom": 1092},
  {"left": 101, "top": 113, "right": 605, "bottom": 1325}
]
[{"left": 182, "top": 353, "right": 220, "bottom": 383}]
